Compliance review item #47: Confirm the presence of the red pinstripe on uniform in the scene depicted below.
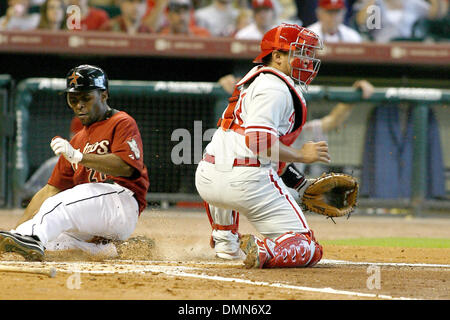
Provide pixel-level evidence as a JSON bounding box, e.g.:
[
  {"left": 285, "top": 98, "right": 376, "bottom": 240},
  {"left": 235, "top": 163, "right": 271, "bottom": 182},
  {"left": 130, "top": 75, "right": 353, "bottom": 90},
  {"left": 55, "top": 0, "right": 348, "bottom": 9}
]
[
  {"left": 268, "top": 172, "right": 308, "bottom": 230},
  {"left": 245, "top": 125, "right": 278, "bottom": 135},
  {"left": 204, "top": 201, "right": 214, "bottom": 227}
]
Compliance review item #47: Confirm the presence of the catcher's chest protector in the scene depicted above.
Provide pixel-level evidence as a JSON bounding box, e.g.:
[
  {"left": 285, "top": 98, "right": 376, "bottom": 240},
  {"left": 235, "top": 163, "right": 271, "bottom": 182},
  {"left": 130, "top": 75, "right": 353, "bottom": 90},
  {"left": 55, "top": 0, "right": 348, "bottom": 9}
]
[
  {"left": 218, "top": 66, "right": 307, "bottom": 144},
  {"left": 217, "top": 67, "right": 308, "bottom": 175}
]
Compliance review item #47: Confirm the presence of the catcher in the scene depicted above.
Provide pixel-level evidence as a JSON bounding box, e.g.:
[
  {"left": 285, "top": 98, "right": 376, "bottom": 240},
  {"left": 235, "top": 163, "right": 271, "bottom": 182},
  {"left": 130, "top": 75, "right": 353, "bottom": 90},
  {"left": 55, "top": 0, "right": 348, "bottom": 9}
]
[{"left": 196, "top": 24, "right": 357, "bottom": 269}]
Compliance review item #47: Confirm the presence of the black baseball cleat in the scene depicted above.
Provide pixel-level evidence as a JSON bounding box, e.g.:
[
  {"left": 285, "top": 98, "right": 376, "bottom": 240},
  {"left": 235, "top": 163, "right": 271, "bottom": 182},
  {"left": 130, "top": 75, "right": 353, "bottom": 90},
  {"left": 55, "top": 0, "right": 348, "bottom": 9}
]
[{"left": 0, "top": 231, "right": 45, "bottom": 261}]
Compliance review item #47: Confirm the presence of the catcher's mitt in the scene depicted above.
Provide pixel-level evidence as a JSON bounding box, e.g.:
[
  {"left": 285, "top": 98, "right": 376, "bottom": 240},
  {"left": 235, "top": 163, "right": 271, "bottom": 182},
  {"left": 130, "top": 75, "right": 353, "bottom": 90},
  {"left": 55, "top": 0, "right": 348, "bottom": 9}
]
[{"left": 301, "top": 173, "right": 359, "bottom": 218}]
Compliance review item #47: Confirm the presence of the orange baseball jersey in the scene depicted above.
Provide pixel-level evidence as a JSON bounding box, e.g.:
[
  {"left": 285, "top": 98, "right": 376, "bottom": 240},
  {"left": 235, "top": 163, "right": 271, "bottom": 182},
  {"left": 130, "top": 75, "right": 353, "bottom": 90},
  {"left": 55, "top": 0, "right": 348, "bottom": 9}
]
[{"left": 48, "top": 111, "right": 150, "bottom": 214}]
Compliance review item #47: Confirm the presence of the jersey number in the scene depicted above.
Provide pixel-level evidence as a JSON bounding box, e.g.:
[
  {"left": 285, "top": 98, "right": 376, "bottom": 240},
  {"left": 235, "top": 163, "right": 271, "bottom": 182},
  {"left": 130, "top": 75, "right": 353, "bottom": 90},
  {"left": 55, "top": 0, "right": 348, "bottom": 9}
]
[{"left": 88, "top": 168, "right": 107, "bottom": 183}]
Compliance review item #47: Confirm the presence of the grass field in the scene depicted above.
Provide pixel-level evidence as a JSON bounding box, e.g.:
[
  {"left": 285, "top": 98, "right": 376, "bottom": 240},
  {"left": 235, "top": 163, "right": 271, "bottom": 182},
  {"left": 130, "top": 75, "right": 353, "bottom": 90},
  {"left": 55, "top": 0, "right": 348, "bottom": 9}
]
[{"left": 321, "top": 238, "right": 450, "bottom": 248}]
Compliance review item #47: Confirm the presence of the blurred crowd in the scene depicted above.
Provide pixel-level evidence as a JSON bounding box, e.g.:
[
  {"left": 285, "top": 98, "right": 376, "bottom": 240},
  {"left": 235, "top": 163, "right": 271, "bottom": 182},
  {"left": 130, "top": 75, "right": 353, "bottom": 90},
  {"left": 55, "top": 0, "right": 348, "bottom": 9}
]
[{"left": 0, "top": 0, "right": 448, "bottom": 42}]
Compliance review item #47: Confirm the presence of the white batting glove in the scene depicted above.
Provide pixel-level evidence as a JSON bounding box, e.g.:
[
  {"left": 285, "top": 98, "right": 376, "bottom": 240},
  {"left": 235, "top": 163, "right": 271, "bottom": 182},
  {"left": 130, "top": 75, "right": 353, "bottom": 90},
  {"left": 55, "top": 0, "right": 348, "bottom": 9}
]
[{"left": 50, "top": 136, "right": 83, "bottom": 165}]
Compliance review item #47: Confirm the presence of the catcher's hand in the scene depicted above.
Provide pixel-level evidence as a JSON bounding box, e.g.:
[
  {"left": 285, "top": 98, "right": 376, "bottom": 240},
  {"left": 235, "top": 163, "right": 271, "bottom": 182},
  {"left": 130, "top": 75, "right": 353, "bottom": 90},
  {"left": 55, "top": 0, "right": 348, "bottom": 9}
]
[
  {"left": 50, "top": 136, "right": 83, "bottom": 165},
  {"left": 301, "top": 173, "right": 359, "bottom": 218}
]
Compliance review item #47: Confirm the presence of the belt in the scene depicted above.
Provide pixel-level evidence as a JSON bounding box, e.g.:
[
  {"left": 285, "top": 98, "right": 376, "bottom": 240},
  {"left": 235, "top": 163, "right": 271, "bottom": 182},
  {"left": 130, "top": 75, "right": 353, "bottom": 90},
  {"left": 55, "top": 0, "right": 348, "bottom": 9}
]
[{"left": 203, "top": 153, "right": 260, "bottom": 167}]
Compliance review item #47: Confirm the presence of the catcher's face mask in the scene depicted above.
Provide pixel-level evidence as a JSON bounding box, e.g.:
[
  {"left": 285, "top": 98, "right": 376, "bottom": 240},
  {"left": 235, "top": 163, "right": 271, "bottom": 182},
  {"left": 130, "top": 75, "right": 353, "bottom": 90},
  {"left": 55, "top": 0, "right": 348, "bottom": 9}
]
[
  {"left": 254, "top": 24, "right": 322, "bottom": 91},
  {"left": 288, "top": 29, "right": 323, "bottom": 92}
]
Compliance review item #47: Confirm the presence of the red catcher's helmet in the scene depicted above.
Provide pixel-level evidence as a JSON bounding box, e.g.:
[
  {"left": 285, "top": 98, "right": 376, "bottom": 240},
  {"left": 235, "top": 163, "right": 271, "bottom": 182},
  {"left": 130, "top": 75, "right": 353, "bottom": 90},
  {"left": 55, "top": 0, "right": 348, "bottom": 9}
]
[{"left": 254, "top": 23, "right": 323, "bottom": 91}]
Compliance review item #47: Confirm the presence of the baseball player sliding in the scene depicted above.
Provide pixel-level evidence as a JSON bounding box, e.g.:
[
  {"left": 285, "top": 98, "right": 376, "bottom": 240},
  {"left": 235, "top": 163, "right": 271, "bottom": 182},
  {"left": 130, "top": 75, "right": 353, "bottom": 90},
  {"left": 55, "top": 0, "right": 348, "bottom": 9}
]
[
  {"left": 0, "top": 65, "right": 149, "bottom": 261},
  {"left": 195, "top": 23, "right": 329, "bottom": 268}
]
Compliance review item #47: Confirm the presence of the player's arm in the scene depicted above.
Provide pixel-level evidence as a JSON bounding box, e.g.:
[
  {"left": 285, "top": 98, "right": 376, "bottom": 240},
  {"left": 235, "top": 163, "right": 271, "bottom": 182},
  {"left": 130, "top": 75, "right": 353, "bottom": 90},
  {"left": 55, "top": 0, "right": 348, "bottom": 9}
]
[
  {"left": 50, "top": 137, "right": 135, "bottom": 178},
  {"left": 321, "top": 80, "right": 374, "bottom": 132},
  {"left": 218, "top": 74, "right": 238, "bottom": 95},
  {"left": 246, "top": 131, "right": 330, "bottom": 164},
  {"left": 245, "top": 88, "right": 330, "bottom": 164},
  {"left": 266, "top": 138, "right": 330, "bottom": 164},
  {"left": 15, "top": 184, "right": 61, "bottom": 228},
  {"left": 320, "top": 103, "right": 354, "bottom": 132},
  {"left": 80, "top": 153, "right": 135, "bottom": 177}
]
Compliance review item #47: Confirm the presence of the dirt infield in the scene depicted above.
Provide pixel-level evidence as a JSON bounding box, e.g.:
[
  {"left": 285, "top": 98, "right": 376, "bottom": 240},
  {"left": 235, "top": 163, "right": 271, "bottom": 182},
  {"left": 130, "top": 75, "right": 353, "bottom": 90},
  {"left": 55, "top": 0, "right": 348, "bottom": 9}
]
[{"left": 0, "top": 208, "right": 449, "bottom": 300}]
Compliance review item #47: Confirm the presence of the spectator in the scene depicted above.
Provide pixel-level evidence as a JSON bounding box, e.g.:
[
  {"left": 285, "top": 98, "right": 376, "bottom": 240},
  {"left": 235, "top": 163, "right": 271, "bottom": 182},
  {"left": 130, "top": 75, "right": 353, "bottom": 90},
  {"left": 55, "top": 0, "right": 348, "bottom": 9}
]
[
  {"left": 278, "top": 0, "right": 301, "bottom": 22},
  {"left": 37, "top": 0, "right": 66, "bottom": 30},
  {"left": 142, "top": 0, "right": 169, "bottom": 32},
  {"left": 90, "top": 0, "right": 117, "bottom": 5},
  {"left": 234, "top": 7, "right": 253, "bottom": 34},
  {"left": 218, "top": 74, "right": 238, "bottom": 95},
  {"left": 308, "top": 0, "right": 362, "bottom": 42},
  {"left": 295, "top": 0, "right": 319, "bottom": 27},
  {"left": 354, "top": 0, "right": 448, "bottom": 42},
  {"left": 159, "top": 0, "right": 210, "bottom": 36},
  {"left": 100, "top": 0, "right": 151, "bottom": 34},
  {"left": 195, "top": 0, "right": 239, "bottom": 37},
  {"left": 0, "top": 0, "right": 40, "bottom": 31},
  {"left": 344, "top": 0, "right": 358, "bottom": 24},
  {"left": 66, "top": 0, "right": 110, "bottom": 31},
  {"left": 235, "top": 0, "right": 278, "bottom": 40}
]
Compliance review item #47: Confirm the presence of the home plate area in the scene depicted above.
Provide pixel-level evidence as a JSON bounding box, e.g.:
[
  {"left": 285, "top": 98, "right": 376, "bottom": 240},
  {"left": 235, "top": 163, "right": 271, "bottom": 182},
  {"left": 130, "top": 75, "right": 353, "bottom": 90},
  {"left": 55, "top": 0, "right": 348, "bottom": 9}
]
[
  {"left": 0, "top": 210, "right": 449, "bottom": 300},
  {"left": 0, "top": 257, "right": 448, "bottom": 300}
]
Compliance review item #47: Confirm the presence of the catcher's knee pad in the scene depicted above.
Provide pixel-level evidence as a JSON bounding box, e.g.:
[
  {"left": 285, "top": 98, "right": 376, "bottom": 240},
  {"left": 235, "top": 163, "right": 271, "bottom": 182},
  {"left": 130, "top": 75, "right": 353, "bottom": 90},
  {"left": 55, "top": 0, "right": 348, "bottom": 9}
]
[{"left": 264, "top": 231, "right": 322, "bottom": 268}]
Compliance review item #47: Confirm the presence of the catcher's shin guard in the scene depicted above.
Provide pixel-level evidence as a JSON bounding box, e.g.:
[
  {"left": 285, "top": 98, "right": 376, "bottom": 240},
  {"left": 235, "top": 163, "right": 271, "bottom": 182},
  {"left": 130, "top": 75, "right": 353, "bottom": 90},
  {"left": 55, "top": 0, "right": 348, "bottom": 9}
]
[
  {"left": 204, "top": 202, "right": 242, "bottom": 260},
  {"left": 265, "top": 231, "right": 323, "bottom": 268},
  {"left": 240, "top": 231, "right": 322, "bottom": 268}
]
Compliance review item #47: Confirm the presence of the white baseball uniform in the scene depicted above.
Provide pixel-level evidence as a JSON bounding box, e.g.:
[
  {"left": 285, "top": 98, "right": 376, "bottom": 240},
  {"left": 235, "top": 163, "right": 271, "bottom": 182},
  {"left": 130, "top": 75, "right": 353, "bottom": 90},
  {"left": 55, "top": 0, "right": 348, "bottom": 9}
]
[{"left": 195, "top": 65, "right": 311, "bottom": 258}]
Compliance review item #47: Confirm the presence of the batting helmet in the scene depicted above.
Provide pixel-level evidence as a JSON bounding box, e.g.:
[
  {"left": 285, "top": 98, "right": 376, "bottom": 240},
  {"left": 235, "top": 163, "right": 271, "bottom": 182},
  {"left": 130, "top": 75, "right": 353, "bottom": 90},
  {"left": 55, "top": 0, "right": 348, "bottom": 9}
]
[
  {"left": 65, "top": 64, "right": 108, "bottom": 93},
  {"left": 254, "top": 23, "right": 322, "bottom": 91}
]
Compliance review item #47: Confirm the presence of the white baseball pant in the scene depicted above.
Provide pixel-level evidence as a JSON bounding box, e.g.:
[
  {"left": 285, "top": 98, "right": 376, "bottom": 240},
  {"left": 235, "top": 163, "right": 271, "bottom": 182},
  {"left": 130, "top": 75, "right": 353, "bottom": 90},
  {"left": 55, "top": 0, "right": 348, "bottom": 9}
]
[
  {"left": 13, "top": 183, "right": 139, "bottom": 252},
  {"left": 195, "top": 160, "right": 310, "bottom": 256}
]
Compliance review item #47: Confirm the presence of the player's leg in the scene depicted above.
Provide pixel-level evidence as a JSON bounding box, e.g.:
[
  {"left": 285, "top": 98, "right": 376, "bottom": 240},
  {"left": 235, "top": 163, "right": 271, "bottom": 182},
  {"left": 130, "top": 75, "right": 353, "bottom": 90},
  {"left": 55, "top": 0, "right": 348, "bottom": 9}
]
[
  {"left": 204, "top": 202, "right": 242, "bottom": 260},
  {"left": 240, "top": 231, "right": 322, "bottom": 268},
  {"left": 195, "top": 160, "right": 321, "bottom": 266},
  {"left": 237, "top": 166, "right": 310, "bottom": 237},
  {"left": 195, "top": 161, "right": 245, "bottom": 260},
  {"left": 238, "top": 167, "right": 323, "bottom": 268},
  {"left": 45, "top": 232, "right": 119, "bottom": 258},
  {"left": 12, "top": 182, "right": 138, "bottom": 249}
]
